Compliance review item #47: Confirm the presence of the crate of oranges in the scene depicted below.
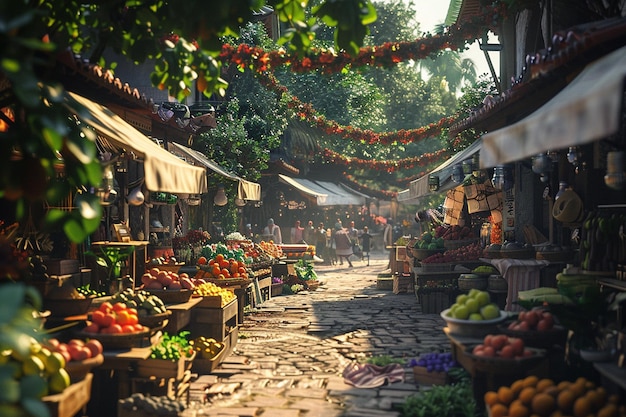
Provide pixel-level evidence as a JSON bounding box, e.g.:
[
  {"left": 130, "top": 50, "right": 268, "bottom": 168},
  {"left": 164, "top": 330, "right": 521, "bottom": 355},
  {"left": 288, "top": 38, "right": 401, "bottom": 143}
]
[{"left": 485, "top": 375, "right": 625, "bottom": 417}]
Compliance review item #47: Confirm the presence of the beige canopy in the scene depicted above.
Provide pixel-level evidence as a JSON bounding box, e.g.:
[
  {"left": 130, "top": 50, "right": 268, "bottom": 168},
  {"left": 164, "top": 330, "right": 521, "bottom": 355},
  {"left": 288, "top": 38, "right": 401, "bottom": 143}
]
[
  {"left": 480, "top": 45, "right": 626, "bottom": 168},
  {"left": 67, "top": 92, "right": 207, "bottom": 194}
]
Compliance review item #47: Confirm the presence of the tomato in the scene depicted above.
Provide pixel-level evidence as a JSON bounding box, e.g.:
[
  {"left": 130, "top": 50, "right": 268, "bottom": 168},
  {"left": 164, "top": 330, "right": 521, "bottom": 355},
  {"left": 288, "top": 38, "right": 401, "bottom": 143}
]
[
  {"left": 491, "top": 335, "right": 508, "bottom": 351},
  {"left": 128, "top": 308, "right": 138, "bottom": 316},
  {"left": 499, "top": 345, "right": 515, "bottom": 358},
  {"left": 112, "top": 302, "right": 127, "bottom": 312},
  {"left": 482, "top": 346, "right": 496, "bottom": 357},
  {"left": 134, "top": 324, "right": 144, "bottom": 331},
  {"left": 483, "top": 334, "right": 493, "bottom": 347},
  {"left": 91, "top": 310, "right": 106, "bottom": 326},
  {"left": 509, "top": 337, "right": 524, "bottom": 356},
  {"left": 122, "top": 325, "right": 136, "bottom": 334},
  {"left": 99, "top": 301, "right": 113, "bottom": 313},
  {"left": 472, "top": 345, "right": 484, "bottom": 355},
  {"left": 83, "top": 323, "right": 100, "bottom": 334},
  {"left": 108, "top": 324, "right": 123, "bottom": 334},
  {"left": 116, "top": 310, "right": 131, "bottom": 325},
  {"left": 197, "top": 256, "right": 208, "bottom": 265},
  {"left": 101, "top": 313, "right": 115, "bottom": 328}
]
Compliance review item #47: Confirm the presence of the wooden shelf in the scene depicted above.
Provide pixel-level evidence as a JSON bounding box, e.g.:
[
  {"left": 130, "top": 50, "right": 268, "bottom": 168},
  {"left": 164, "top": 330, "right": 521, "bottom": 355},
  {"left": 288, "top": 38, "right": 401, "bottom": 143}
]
[{"left": 597, "top": 277, "right": 626, "bottom": 292}]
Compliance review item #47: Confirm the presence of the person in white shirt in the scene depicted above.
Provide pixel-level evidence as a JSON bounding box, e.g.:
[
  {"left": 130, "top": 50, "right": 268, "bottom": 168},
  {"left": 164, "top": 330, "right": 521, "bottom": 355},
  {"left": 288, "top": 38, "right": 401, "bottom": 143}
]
[{"left": 262, "top": 218, "right": 282, "bottom": 244}]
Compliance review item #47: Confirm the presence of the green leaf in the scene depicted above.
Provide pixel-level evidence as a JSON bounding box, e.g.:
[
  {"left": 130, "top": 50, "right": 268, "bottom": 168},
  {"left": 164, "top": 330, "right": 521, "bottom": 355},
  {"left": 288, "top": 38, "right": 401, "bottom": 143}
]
[{"left": 0, "top": 284, "right": 26, "bottom": 324}]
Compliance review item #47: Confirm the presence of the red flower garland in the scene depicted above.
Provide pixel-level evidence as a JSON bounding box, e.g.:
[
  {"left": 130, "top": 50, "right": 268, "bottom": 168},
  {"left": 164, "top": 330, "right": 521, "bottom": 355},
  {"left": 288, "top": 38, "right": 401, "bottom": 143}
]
[{"left": 321, "top": 148, "right": 449, "bottom": 172}]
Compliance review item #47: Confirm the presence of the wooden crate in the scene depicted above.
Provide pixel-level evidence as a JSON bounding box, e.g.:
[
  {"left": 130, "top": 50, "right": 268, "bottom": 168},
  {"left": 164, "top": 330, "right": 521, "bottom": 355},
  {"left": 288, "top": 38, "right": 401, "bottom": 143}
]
[
  {"left": 191, "top": 346, "right": 226, "bottom": 374},
  {"left": 412, "top": 366, "right": 447, "bottom": 386},
  {"left": 130, "top": 370, "right": 191, "bottom": 401},
  {"left": 196, "top": 294, "right": 227, "bottom": 308},
  {"left": 393, "top": 273, "right": 414, "bottom": 294},
  {"left": 419, "top": 292, "right": 451, "bottom": 314},
  {"left": 136, "top": 357, "right": 186, "bottom": 379},
  {"left": 44, "top": 373, "right": 93, "bottom": 417},
  {"left": 376, "top": 277, "right": 393, "bottom": 290},
  {"left": 193, "top": 298, "right": 238, "bottom": 325}
]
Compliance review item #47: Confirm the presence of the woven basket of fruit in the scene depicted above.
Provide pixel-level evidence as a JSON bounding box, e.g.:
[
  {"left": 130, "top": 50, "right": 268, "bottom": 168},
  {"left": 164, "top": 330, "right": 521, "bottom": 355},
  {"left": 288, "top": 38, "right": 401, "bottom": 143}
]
[
  {"left": 411, "top": 248, "right": 446, "bottom": 261},
  {"left": 77, "top": 326, "right": 151, "bottom": 350},
  {"left": 464, "top": 345, "right": 546, "bottom": 374},
  {"left": 498, "top": 309, "right": 567, "bottom": 348}
]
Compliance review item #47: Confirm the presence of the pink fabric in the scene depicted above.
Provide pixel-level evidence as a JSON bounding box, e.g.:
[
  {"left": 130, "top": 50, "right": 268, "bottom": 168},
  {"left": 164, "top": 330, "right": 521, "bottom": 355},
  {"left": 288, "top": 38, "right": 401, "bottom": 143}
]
[
  {"left": 342, "top": 362, "right": 405, "bottom": 388},
  {"left": 488, "top": 258, "right": 549, "bottom": 312}
]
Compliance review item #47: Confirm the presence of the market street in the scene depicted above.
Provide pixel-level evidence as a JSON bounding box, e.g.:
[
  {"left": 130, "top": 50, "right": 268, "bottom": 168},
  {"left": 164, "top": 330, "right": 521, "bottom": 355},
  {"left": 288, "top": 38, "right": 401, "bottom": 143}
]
[{"left": 187, "top": 251, "right": 450, "bottom": 417}]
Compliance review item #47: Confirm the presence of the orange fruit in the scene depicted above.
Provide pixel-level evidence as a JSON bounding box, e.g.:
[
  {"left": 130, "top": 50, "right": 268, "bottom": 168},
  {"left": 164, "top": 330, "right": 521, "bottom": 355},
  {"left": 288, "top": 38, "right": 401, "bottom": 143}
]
[
  {"left": 531, "top": 393, "right": 556, "bottom": 416},
  {"left": 498, "top": 386, "right": 515, "bottom": 405},
  {"left": 519, "top": 387, "right": 537, "bottom": 405},
  {"left": 556, "top": 381, "right": 571, "bottom": 391},
  {"left": 597, "top": 403, "right": 618, "bottom": 417},
  {"left": 484, "top": 391, "right": 499, "bottom": 407},
  {"left": 523, "top": 375, "right": 539, "bottom": 388},
  {"left": 509, "top": 400, "right": 531, "bottom": 417},
  {"left": 197, "top": 256, "right": 208, "bottom": 265},
  {"left": 556, "top": 389, "right": 576, "bottom": 412},
  {"left": 572, "top": 397, "right": 592, "bottom": 417},
  {"left": 490, "top": 403, "right": 508, "bottom": 417},
  {"left": 511, "top": 379, "right": 525, "bottom": 395},
  {"left": 594, "top": 387, "right": 608, "bottom": 407},
  {"left": 215, "top": 254, "right": 224, "bottom": 262},
  {"left": 536, "top": 378, "right": 555, "bottom": 392}
]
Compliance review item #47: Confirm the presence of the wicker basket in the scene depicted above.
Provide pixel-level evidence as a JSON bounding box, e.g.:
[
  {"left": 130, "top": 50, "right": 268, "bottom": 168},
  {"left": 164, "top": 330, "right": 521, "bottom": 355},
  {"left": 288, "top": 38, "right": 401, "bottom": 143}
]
[
  {"left": 487, "top": 275, "right": 507, "bottom": 291},
  {"left": 65, "top": 354, "right": 104, "bottom": 383},
  {"left": 411, "top": 248, "right": 446, "bottom": 261},
  {"left": 44, "top": 297, "right": 94, "bottom": 317},
  {"left": 412, "top": 366, "right": 447, "bottom": 385},
  {"left": 463, "top": 345, "right": 546, "bottom": 373},
  {"left": 77, "top": 326, "right": 151, "bottom": 350},
  {"left": 458, "top": 274, "right": 488, "bottom": 291}
]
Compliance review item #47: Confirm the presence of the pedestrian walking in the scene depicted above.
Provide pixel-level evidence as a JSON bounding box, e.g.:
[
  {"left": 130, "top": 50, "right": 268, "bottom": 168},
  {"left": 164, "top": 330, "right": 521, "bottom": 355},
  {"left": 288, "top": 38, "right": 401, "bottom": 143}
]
[
  {"left": 302, "top": 220, "right": 315, "bottom": 244},
  {"left": 262, "top": 218, "right": 282, "bottom": 244},
  {"left": 334, "top": 223, "right": 354, "bottom": 267},
  {"left": 291, "top": 220, "right": 304, "bottom": 243},
  {"left": 360, "top": 226, "right": 372, "bottom": 265}
]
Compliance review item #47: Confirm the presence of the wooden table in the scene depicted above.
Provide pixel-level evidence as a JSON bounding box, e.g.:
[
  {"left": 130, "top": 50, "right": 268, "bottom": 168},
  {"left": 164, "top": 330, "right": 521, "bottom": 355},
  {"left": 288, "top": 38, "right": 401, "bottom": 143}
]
[
  {"left": 164, "top": 296, "right": 203, "bottom": 334},
  {"left": 91, "top": 240, "right": 149, "bottom": 285}
]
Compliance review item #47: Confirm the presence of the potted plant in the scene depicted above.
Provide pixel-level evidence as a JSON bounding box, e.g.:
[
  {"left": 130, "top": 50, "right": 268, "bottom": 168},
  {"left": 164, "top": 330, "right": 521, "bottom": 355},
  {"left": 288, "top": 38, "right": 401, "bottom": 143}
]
[{"left": 86, "top": 245, "right": 135, "bottom": 294}]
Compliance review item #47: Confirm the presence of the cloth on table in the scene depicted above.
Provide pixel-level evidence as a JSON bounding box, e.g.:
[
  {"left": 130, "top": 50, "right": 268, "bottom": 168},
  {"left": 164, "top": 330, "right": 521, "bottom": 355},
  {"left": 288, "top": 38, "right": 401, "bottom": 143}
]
[
  {"left": 486, "top": 258, "right": 549, "bottom": 312},
  {"left": 342, "top": 362, "right": 405, "bottom": 388}
]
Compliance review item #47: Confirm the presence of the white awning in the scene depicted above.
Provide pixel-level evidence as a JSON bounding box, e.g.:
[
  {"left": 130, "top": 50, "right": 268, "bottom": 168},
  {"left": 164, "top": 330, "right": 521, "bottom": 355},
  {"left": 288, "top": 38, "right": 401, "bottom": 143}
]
[
  {"left": 277, "top": 174, "right": 368, "bottom": 206},
  {"left": 67, "top": 92, "right": 207, "bottom": 195},
  {"left": 481, "top": 45, "right": 626, "bottom": 168},
  {"left": 168, "top": 142, "right": 261, "bottom": 201},
  {"left": 397, "top": 140, "right": 482, "bottom": 203}
]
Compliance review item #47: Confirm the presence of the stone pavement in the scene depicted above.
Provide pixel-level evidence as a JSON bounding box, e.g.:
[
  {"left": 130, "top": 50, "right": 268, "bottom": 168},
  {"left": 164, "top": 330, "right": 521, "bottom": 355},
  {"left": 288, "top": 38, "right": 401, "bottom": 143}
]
[{"left": 188, "top": 251, "right": 450, "bottom": 417}]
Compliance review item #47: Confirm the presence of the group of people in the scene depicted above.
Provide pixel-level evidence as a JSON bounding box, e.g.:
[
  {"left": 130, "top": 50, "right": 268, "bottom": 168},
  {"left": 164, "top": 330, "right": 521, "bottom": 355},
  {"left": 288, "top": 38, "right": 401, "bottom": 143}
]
[{"left": 261, "top": 218, "right": 377, "bottom": 267}]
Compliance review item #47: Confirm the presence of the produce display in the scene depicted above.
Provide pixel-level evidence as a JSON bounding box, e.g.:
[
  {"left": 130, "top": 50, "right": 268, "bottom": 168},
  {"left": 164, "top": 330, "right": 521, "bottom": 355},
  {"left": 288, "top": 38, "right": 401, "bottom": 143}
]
[
  {"left": 470, "top": 334, "right": 533, "bottom": 358},
  {"left": 421, "top": 242, "right": 483, "bottom": 263},
  {"left": 190, "top": 336, "right": 225, "bottom": 360},
  {"left": 258, "top": 240, "right": 284, "bottom": 258},
  {"left": 484, "top": 376, "right": 625, "bottom": 417},
  {"left": 471, "top": 265, "right": 498, "bottom": 275},
  {"left": 579, "top": 211, "right": 626, "bottom": 271},
  {"left": 197, "top": 252, "right": 250, "bottom": 280},
  {"left": 192, "top": 282, "right": 237, "bottom": 305},
  {"left": 110, "top": 288, "right": 167, "bottom": 317},
  {"left": 118, "top": 393, "right": 188, "bottom": 417},
  {"left": 506, "top": 309, "right": 556, "bottom": 332},
  {"left": 444, "top": 289, "right": 501, "bottom": 321},
  {"left": 199, "top": 243, "right": 248, "bottom": 265},
  {"left": 434, "top": 224, "right": 477, "bottom": 241},
  {"left": 412, "top": 231, "right": 445, "bottom": 250},
  {"left": 83, "top": 301, "right": 149, "bottom": 334},
  {"left": 43, "top": 337, "right": 103, "bottom": 364},
  {"left": 409, "top": 352, "right": 458, "bottom": 373},
  {"left": 140, "top": 267, "right": 195, "bottom": 290},
  {"left": 148, "top": 331, "right": 194, "bottom": 361},
  {"left": 0, "top": 336, "right": 74, "bottom": 414},
  {"left": 146, "top": 256, "right": 183, "bottom": 266}
]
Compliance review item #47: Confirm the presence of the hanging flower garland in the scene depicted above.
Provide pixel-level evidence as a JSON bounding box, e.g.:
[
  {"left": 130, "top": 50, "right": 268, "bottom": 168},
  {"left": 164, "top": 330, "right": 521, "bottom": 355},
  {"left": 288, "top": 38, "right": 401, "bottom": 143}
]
[
  {"left": 257, "top": 70, "right": 459, "bottom": 146},
  {"left": 219, "top": 2, "right": 507, "bottom": 74},
  {"left": 321, "top": 148, "right": 449, "bottom": 172}
]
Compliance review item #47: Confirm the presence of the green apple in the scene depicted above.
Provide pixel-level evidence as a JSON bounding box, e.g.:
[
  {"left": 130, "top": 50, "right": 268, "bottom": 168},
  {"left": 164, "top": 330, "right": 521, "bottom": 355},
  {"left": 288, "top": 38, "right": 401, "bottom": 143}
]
[
  {"left": 456, "top": 294, "right": 469, "bottom": 305},
  {"left": 475, "top": 291, "right": 491, "bottom": 307},
  {"left": 449, "top": 304, "right": 458, "bottom": 314},
  {"left": 480, "top": 303, "right": 500, "bottom": 320},
  {"left": 468, "top": 288, "right": 480, "bottom": 298},
  {"left": 453, "top": 305, "right": 469, "bottom": 320},
  {"left": 469, "top": 313, "right": 483, "bottom": 321},
  {"left": 465, "top": 298, "right": 479, "bottom": 314}
]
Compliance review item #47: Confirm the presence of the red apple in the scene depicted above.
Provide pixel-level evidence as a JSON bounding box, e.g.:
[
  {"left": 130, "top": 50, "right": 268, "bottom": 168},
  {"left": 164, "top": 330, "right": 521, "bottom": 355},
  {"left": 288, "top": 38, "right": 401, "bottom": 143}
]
[
  {"left": 141, "top": 273, "right": 154, "bottom": 286},
  {"left": 180, "top": 277, "right": 194, "bottom": 290},
  {"left": 168, "top": 281, "right": 182, "bottom": 290}
]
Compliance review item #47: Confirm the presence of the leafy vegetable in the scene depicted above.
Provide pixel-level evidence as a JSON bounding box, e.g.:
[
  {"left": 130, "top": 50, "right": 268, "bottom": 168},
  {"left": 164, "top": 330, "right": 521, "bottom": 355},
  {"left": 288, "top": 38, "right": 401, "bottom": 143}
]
[
  {"left": 401, "top": 382, "right": 477, "bottom": 417},
  {"left": 362, "top": 355, "right": 405, "bottom": 366},
  {"left": 149, "top": 331, "right": 194, "bottom": 361}
]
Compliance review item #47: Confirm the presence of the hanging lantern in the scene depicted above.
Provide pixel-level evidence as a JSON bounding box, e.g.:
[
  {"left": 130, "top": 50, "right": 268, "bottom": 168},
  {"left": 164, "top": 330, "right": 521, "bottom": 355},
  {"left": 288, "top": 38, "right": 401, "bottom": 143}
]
[
  {"left": 428, "top": 175, "right": 439, "bottom": 191},
  {"left": 214, "top": 184, "right": 228, "bottom": 206},
  {"left": 235, "top": 197, "right": 246, "bottom": 207},
  {"left": 127, "top": 186, "right": 145, "bottom": 206}
]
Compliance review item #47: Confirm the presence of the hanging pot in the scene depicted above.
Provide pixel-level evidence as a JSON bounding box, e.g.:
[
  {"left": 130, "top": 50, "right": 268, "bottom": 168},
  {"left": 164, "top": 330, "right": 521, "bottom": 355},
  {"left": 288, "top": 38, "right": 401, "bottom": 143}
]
[{"left": 127, "top": 186, "right": 145, "bottom": 206}]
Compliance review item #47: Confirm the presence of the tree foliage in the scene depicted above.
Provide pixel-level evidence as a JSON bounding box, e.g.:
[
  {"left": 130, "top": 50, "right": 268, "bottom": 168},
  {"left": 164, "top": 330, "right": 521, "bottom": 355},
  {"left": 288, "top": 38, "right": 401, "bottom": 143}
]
[{"left": 0, "top": 0, "right": 375, "bottom": 242}]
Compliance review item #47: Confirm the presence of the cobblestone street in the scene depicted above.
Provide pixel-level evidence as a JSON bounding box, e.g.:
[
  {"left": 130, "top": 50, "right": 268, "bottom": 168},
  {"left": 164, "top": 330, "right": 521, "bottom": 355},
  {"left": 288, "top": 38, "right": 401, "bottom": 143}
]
[{"left": 189, "top": 252, "right": 450, "bottom": 416}]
